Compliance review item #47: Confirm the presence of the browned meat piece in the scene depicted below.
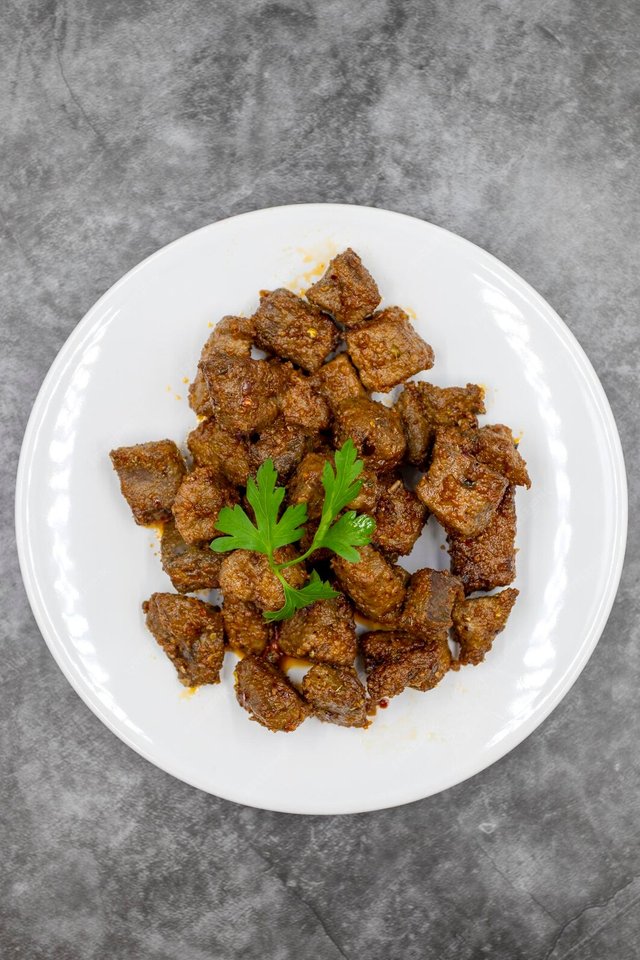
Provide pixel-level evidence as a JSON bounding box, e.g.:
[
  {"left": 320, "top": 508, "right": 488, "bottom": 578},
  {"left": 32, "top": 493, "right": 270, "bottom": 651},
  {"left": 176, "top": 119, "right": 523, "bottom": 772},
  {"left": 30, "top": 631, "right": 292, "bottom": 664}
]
[
  {"left": 187, "top": 419, "right": 252, "bottom": 487},
  {"left": 288, "top": 452, "right": 379, "bottom": 522},
  {"left": 451, "top": 588, "right": 519, "bottom": 665},
  {"left": 222, "top": 598, "right": 270, "bottom": 655},
  {"left": 250, "top": 418, "right": 309, "bottom": 479},
  {"left": 333, "top": 397, "right": 406, "bottom": 473},
  {"left": 188, "top": 315, "right": 255, "bottom": 417},
  {"left": 143, "top": 592, "right": 224, "bottom": 686},
  {"left": 201, "top": 355, "right": 280, "bottom": 434},
  {"left": 279, "top": 371, "right": 331, "bottom": 432},
  {"left": 235, "top": 655, "right": 308, "bottom": 732},
  {"left": 110, "top": 440, "right": 186, "bottom": 525},
  {"left": 360, "top": 630, "right": 426, "bottom": 670},
  {"left": 371, "top": 474, "right": 427, "bottom": 560},
  {"left": 219, "top": 548, "right": 306, "bottom": 610},
  {"left": 251, "top": 289, "right": 339, "bottom": 373},
  {"left": 313, "top": 353, "right": 367, "bottom": 410},
  {"left": 332, "top": 545, "right": 407, "bottom": 622},
  {"left": 306, "top": 248, "right": 381, "bottom": 327},
  {"left": 348, "top": 468, "right": 381, "bottom": 514},
  {"left": 400, "top": 568, "right": 463, "bottom": 638},
  {"left": 278, "top": 596, "right": 357, "bottom": 665},
  {"left": 301, "top": 664, "right": 368, "bottom": 727},
  {"left": 448, "top": 486, "right": 517, "bottom": 593},
  {"left": 466, "top": 425, "right": 530, "bottom": 488},
  {"left": 172, "top": 468, "right": 239, "bottom": 544},
  {"left": 395, "top": 382, "right": 485, "bottom": 466},
  {"left": 346, "top": 307, "right": 435, "bottom": 392},
  {"left": 416, "top": 428, "right": 508, "bottom": 537},
  {"left": 160, "top": 521, "right": 223, "bottom": 593},
  {"left": 367, "top": 639, "right": 451, "bottom": 702}
]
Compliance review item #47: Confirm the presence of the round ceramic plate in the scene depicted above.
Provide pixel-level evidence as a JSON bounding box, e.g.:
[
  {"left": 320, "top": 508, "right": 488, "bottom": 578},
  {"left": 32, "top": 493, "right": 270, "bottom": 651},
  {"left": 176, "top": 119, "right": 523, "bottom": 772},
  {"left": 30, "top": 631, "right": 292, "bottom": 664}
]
[{"left": 16, "top": 204, "right": 627, "bottom": 815}]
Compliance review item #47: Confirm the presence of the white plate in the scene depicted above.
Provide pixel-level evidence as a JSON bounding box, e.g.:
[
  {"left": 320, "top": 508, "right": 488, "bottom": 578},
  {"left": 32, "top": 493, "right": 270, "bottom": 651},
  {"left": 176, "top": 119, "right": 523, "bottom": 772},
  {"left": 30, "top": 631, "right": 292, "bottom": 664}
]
[{"left": 16, "top": 204, "right": 627, "bottom": 815}]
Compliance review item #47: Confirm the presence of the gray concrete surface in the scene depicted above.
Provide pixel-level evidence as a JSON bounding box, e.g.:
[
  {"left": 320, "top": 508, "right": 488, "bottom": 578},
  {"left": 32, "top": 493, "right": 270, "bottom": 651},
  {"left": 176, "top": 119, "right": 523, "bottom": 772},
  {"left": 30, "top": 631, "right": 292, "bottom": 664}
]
[{"left": 2, "top": 1, "right": 639, "bottom": 957}]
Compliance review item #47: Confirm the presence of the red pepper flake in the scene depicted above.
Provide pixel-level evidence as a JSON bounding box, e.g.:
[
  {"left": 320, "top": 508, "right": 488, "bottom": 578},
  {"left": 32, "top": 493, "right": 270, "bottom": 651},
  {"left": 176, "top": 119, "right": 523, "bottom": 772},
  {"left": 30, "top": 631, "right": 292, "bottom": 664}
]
[{"left": 379, "top": 699, "right": 389, "bottom": 709}]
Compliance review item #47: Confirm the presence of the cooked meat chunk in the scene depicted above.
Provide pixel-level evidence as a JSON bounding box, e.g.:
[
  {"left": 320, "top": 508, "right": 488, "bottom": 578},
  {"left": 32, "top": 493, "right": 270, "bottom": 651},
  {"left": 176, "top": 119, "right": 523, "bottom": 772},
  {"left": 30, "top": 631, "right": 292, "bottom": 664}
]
[
  {"left": 395, "top": 382, "right": 485, "bottom": 466},
  {"left": 448, "top": 486, "right": 517, "bottom": 593},
  {"left": 188, "top": 315, "right": 255, "bottom": 418},
  {"left": 143, "top": 592, "right": 224, "bottom": 686},
  {"left": 332, "top": 545, "right": 407, "bottom": 621},
  {"left": 306, "top": 248, "right": 381, "bottom": 327},
  {"left": 187, "top": 418, "right": 252, "bottom": 487},
  {"left": 288, "top": 452, "right": 379, "bottom": 521},
  {"left": 222, "top": 598, "right": 270, "bottom": 655},
  {"left": 466, "top": 425, "right": 530, "bottom": 488},
  {"left": 188, "top": 372, "right": 213, "bottom": 418},
  {"left": 250, "top": 418, "right": 309, "bottom": 479},
  {"left": 416, "top": 428, "right": 508, "bottom": 537},
  {"left": 160, "top": 521, "right": 223, "bottom": 593},
  {"left": 252, "top": 289, "right": 339, "bottom": 373},
  {"left": 313, "top": 353, "right": 367, "bottom": 410},
  {"left": 278, "top": 596, "right": 357, "bottom": 665},
  {"left": 235, "top": 656, "right": 308, "bottom": 732},
  {"left": 451, "top": 588, "right": 519, "bottom": 665},
  {"left": 333, "top": 397, "right": 406, "bottom": 472},
  {"left": 280, "top": 372, "right": 331, "bottom": 432},
  {"left": 201, "top": 355, "right": 279, "bottom": 434},
  {"left": 301, "top": 664, "right": 368, "bottom": 727},
  {"left": 110, "top": 440, "right": 186, "bottom": 525},
  {"left": 371, "top": 474, "right": 427, "bottom": 559},
  {"left": 346, "top": 307, "right": 435, "bottom": 393},
  {"left": 360, "top": 630, "right": 426, "bottom": 670},
  {"left": 219, "top": 548, "right": 306, "bottom": 610},
  {"left": 367, "top": 639, "right": 451, "bottom": 702},
  {"left": 348, "top": 468, "right": 380, "bottom": 514},
  {"left": 172, "top": 468, "right": 239, "bottom": 544},
  {"left": 400, "top": 568, "right": 463, "bottom": 638}
]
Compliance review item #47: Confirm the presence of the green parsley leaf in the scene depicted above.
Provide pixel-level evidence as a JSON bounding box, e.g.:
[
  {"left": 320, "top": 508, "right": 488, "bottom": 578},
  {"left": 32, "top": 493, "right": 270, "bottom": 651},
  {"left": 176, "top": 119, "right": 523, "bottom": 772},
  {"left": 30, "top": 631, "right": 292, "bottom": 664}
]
[
  {"left": 263, "top": 570, "right": 339, "bottom": 623},
  {"left": 316, "top": 510, "right": 377, "bottom": 562},
  {"left": 318, "top": 438, "right": 364, "bottom": 524}
]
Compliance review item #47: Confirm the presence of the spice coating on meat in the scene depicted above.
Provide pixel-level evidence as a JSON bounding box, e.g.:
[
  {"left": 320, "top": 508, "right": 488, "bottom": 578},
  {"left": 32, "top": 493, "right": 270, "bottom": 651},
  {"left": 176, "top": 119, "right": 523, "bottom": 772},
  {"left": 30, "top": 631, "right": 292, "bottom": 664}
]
[
  {"left": 110, "top": 440, "right": 186, "bottom": 525},
  {"left": 448, "top": 486, "right": 517, "bottom": 594},
  {"left": 301, "top": 664, "right": 368, "bottom": 728},
  {"left": 188, "top": 315, "right": 255, "bottom": 418},
  {"left": 278, "top": 596, "right": 357, "bottom": 665},
  {"left": 333, "top": 397, "right": 406, "bottom": 472},
  {"left": 367, "top": 639, "right": 451, "bottom": 702},
  {"left": 279, "top": 372, "right": 331, "bottom": 432},
  {"left": 346, "top": 307, "right": 435, "bottom": 393},
  {"left": 222, "top": 598, "right": 270, "bottom": 655},
  {"left": 201, "top": 355, "right": 280, "bottom": 434},
  {"left": 250, "top": 418, "right": 309, "bottom": 479},
  {"left": 235, "top": 656, "right": 309, "bottom": 732},
  {"left": 306, "top": 248, "right": 381, "bottom": 327},
  {"left": 160, "top": 521, "right": 223, "bottom": 593},
  {"left": 252, "top": 289, "right": 339, "bottom": 373},
  {"left": 371, "top": 474, "right": 427, "bottom": 560},
  {"left": 416, "top": 428, "right": 508, "bottom": 537},
  {"left": 313, "top": 353, "right": 367, "bottom": 410},
  {"left": 395, "top": 382, "right": 485, "bottom": 466},
  {"left": 172, "top": 468, "right": 239, "bottom": 544},
  {"left": 219, "top": 548, "right": 306, "bottom": 610},
  {"left": 332, "top": 545, "right": 407, "bottom": 621},
  {"left": 467, "top": 425, "right": 530, "bottom": 488},
  {"left": 400, "top": 568, "right": 463, "bottom": 638},
  {"left": 143, "top": 592, "right": 224, "bottom": 686},
  {"left": 187, "top": 419, "right": 253, "bottom": 487},
  {"left": 451, "top": 588, "right": 519, "bottom": 665},
  {"left": 360, "top": 630, "right": 427, "bottom": 670}
]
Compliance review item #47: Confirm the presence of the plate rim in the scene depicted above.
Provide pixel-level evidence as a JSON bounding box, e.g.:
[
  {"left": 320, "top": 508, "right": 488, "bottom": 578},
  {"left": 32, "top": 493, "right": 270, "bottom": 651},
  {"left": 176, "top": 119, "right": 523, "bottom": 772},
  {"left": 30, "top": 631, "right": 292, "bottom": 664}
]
[{"left": 15, "top": 203, "right": 629, "bottom": 814}]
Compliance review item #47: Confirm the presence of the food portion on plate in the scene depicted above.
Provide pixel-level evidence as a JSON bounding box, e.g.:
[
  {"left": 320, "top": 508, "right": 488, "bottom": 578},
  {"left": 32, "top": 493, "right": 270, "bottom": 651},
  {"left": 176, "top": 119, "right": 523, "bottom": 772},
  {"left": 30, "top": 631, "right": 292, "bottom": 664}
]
[{"left": 110, "top": 248, "right": 530, "bottom": 732}]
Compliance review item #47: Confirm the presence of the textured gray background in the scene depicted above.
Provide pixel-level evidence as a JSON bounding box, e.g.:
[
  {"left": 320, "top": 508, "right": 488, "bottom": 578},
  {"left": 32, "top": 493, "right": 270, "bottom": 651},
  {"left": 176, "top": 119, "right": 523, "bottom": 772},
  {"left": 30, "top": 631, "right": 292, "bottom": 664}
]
[{"left": 1, "top": 0, "right": 638, "bottom": 957}]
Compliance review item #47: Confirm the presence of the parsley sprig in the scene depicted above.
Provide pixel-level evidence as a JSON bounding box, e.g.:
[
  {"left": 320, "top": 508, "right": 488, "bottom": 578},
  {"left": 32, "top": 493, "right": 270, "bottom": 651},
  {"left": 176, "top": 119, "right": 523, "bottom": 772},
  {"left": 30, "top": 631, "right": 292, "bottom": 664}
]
[{"left": 210, "top": 439, "right": 376, "bottom": 622}]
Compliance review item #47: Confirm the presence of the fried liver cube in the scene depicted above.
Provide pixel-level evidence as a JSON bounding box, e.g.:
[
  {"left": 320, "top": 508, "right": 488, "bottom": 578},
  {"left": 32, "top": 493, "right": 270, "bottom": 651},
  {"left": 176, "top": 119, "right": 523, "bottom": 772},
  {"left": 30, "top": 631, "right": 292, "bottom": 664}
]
[
  {"left": 187, "top": 418, "right": 253, "bottom": 487},
  {"left": 360, "top": 630, "right": 426, "bottom": 670},
  {"left": 279, "top": 370, "right": 331, "bottom": 432},
  {"left": 235, "top": 655, "right": 309, "bottom": 732},
  {"left": 306, "top": 248, "right": 381, "bottom": 327},
  {"left": 395, "top": 382, "right": 485, "bottom": 466},
  {"left": 301, "top": 664, "right": 368, "bottom": 728},
  {"left": 400, "top": 568, "right": 463, "bottom": 638},
  {"left": 332, "top": 545, "right": 407, "bottom": 622},
  {"left": 251, "top": 288, "right": 339, "bottom": 373},
  {"left": 468, "top": 425, "right": 531, "bottom": 488},
  {"left": 416, "top": 428, "right": 508, "bottom": 537},
  {"left": 172, "top": 468, "right": 239, "bottom": 544},
  {"left": 333, "top": 397, "right": 406, "bottom": 472},
  {"left": 219, "top": 548, "right": 306, "bottom": 611},
  {"left": 313, "top": 353, "right": 367, "bottom": 411},
  {"left": 143, "top": 592, "right": 224, "bottom": 686},
  {"left": 201, "top": 355, "right": 280, "bottom": 433},
  {"left": 346, "top": 307, "right": 435, "bottom": 392},
  {"left": 160, "top": 521, "right": 223, "bottom": 593},
  {"left": 278, "top": 596, "right": 357, "bottom": 666},
  {"left": 451, "top": 588, "right": 519, "bottom": 665},
  {"left": 448, "top": 486, "right": 517, "bottom": 594},
  {"left": 110, "top": 440, "right": 186, "bottom": 525},
  {"left": 222, "top": 597, "right": 270, "bottom": 655},
  {"left": 250, "top": 418, "right": 309, "bottom": 479},
  {"left": 367, "top": 639, "right": 451, "bottom": 703},
  {"left": 188, "top": 315, "right": 255, "bottom": 417},
  {"left": 371, "top": 474, "right": 427, "bottom": 560}
]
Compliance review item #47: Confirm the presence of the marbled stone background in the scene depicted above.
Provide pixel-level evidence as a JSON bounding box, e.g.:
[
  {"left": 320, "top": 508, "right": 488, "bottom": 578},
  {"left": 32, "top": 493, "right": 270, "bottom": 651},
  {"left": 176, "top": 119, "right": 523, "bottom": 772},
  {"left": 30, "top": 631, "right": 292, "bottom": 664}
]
[{"left": 1, "top": 1, "right": 638, "bottom": 957}]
